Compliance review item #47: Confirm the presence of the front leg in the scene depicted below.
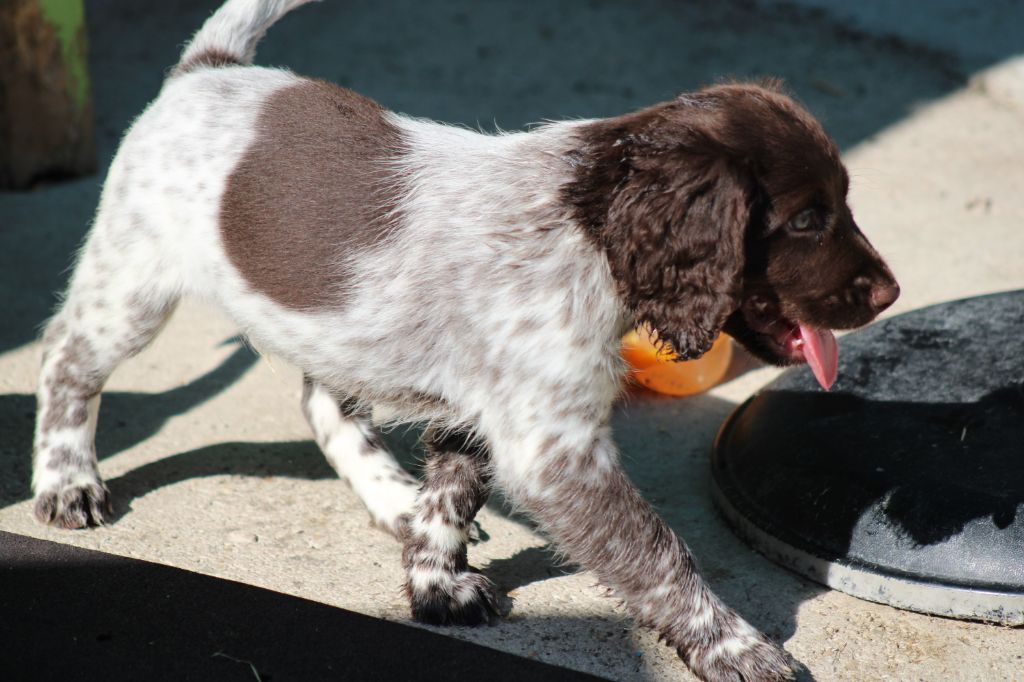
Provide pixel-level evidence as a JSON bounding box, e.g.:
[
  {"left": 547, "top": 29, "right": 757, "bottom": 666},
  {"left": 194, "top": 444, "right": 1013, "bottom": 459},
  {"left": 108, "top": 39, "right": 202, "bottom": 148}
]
[
  {"left": 402, "top": 429, "right": 500, "bottom": 626},
  {"left": 492, "top": 425, "right": 794, "bottom": 682}
]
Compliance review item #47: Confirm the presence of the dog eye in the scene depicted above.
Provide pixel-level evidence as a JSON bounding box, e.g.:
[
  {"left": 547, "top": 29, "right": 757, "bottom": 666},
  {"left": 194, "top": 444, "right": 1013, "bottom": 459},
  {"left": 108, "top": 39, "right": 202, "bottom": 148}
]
[{"left": 789, "top": 209, "right": 820, "bottom": 231}]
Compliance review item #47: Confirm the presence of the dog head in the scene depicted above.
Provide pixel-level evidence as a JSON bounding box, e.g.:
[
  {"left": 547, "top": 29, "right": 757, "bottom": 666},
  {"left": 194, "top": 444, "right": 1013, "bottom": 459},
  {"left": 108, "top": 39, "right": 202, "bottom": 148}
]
[{"left": 565, "top": 82, "right": 898, "bottom": 389}]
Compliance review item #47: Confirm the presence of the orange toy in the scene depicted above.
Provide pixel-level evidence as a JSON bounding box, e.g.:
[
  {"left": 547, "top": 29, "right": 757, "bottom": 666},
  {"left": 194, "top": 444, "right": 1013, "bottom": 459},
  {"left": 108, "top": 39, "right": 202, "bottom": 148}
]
[{"left": 621, "top": 328, "right": 733, "bottom": 396}]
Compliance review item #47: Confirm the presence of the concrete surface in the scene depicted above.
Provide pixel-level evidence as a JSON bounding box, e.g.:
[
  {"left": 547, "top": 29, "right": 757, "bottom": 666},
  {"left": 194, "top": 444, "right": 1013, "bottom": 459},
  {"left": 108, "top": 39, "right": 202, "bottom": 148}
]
[{"left": 1, "top": 1, "right": 1022, "bottom": 680}]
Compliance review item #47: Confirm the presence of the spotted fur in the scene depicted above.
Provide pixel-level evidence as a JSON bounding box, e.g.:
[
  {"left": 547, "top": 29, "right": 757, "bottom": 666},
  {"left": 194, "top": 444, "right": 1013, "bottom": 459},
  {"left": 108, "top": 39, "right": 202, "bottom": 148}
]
[
  {"left": 402, "top": 430, "right": 499, "bottom": 626},
  {"left": 31, "top": 1, "right": 905, "bottom": 680}
]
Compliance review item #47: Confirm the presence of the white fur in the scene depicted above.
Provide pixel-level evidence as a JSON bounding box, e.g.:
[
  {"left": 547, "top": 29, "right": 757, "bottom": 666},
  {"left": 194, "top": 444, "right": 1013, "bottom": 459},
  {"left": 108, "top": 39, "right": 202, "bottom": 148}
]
[{"left": 303, "top": 382, "right": 418, "bottom": 531}]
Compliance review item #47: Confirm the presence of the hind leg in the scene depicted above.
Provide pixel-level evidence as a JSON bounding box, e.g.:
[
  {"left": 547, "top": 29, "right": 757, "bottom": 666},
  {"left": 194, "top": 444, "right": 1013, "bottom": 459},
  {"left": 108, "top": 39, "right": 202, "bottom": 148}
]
[
  {"left": 300, "top": 378, "right": 419, "bottom": 537},
  {"left": 33, "top": 238, "right": 177, "bottom": 528},
  {"left": 402, "top": 429, "right": 500, "bottom": 626}
]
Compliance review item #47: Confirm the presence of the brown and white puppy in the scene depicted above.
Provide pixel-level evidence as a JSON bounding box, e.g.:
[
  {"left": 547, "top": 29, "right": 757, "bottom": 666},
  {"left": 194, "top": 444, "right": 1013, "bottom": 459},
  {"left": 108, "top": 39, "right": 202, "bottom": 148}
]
[{"left": 32, "top": 1, "right": 897, "bottom": 680}]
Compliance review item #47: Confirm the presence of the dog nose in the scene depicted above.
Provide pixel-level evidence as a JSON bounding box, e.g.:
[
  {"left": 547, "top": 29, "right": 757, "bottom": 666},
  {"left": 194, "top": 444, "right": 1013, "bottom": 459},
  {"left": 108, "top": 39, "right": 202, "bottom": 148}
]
[{"left": 869, "top": 281, "right": 900, "bottom": 312}]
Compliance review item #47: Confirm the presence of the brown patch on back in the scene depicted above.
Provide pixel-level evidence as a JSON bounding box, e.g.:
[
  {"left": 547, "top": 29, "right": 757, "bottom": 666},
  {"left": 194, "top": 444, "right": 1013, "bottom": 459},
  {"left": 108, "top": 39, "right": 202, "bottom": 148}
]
[{"left": 221, "top": 80, "right": 404, "bottom": 309}]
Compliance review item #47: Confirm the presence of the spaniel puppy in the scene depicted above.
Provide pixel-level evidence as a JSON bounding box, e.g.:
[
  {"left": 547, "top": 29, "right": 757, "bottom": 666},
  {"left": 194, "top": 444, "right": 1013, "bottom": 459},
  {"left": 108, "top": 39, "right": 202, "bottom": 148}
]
[{"left": 32, "top": 1, "right": 898, "bottom": 680}]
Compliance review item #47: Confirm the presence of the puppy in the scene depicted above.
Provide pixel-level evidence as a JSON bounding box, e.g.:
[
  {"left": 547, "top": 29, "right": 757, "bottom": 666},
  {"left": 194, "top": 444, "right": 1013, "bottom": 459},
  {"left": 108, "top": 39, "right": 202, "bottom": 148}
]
[{"left": 32, "top": 1, "right": 898, "bottom": 680}]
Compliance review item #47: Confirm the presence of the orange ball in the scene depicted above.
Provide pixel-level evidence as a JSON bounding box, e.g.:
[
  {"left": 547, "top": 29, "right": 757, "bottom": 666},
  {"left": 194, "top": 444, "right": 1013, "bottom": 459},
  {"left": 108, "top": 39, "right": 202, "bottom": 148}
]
[{"left": 621, "top": 328, "right": 733, "bottom": 396}]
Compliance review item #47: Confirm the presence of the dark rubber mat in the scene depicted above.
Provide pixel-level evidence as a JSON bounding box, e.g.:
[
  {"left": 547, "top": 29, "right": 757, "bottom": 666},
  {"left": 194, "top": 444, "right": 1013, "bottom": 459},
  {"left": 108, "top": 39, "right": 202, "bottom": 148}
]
[
  {"left": 0, "top": 531, "right": 605, "bottom": 681},
  {"left": 712, "top": 290, "right": 1024, "bottom": 623}
]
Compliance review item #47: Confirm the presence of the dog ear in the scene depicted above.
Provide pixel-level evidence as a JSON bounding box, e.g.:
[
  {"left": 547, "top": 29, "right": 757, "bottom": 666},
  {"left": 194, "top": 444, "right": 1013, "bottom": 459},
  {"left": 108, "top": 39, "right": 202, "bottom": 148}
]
[{"left": 604, "top": 155, "right": 750, "bottom": 360}]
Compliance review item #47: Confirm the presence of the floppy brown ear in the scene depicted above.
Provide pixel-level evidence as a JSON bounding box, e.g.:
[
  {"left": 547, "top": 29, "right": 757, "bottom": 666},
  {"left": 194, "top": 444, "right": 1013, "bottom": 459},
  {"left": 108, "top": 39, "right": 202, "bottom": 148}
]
[{"left": 604, "top": 156, "right": 750, "bottom": 359}]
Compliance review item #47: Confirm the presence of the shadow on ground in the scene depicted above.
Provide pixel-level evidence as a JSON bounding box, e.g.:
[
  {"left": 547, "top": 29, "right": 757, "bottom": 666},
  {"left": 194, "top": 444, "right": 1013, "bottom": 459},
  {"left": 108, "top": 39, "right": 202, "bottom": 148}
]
[
  {"left": 0, "top": 531, "right": 606, "bottom": 682},
  {"left": 0, "top": 343, "right": 258, "bottom": 506}
]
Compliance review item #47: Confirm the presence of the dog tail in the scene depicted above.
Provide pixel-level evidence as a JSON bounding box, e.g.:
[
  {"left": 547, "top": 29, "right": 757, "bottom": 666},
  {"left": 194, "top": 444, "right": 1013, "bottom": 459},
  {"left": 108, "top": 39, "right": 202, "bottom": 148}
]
[{"left": 173, "top": 0, "right": 317, "bottom": 77}]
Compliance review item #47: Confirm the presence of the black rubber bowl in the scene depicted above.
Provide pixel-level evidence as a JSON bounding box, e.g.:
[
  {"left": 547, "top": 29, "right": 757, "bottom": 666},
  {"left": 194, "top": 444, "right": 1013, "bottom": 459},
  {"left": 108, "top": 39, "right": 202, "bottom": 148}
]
[{"left": 711, "top": 290, "right": 1024, "bottom": 623}]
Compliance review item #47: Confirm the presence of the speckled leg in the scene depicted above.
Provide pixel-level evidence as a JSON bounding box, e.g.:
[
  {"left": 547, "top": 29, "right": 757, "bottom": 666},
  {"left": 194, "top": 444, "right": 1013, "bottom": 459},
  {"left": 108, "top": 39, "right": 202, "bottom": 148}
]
[
  {"left": 496, "top": 426, "right": 794, "bottom": 682},
  {"left": 33, "top": 233, "right": 177, "bottom": 528},
  {"left": 402, "top": 430, "right": 499, "bottom": 626},
  {"left": 301, "top": 377, "right": 420, "bottom": 537}
]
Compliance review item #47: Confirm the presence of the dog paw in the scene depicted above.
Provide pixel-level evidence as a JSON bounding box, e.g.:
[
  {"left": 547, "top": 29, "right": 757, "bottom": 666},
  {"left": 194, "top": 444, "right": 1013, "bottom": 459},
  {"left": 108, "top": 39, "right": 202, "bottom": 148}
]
[
  {"left": 685, "top": 630, "right": 795, "bottom": 682},
  {"left": 33, "top": 482, "right": 112, "bottom": 529},
  {"left": 410, "top": 571, "right": 503, "bottom": 627}
]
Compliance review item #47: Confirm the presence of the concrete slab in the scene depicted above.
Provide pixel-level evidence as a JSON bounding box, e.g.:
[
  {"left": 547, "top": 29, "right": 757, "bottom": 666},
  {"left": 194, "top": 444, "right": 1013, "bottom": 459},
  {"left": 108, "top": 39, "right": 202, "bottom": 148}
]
[{"left": 2, "top": 1, "right": 1022, "bottom": 680}]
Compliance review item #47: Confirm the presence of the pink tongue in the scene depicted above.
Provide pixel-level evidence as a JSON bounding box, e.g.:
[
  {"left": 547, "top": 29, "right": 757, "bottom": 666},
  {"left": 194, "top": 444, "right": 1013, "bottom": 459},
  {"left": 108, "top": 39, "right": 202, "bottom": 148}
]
[{"left": 798, "top": 323, "right": 838, "bottom": 391}]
